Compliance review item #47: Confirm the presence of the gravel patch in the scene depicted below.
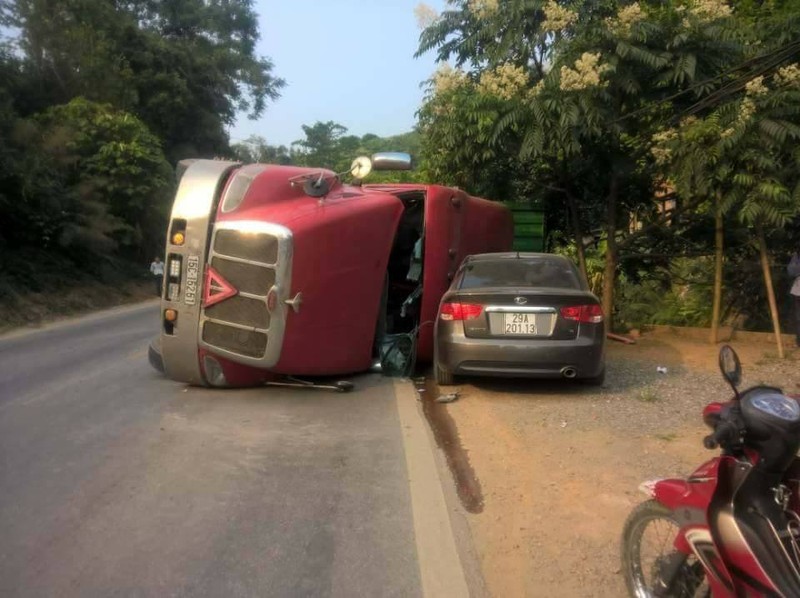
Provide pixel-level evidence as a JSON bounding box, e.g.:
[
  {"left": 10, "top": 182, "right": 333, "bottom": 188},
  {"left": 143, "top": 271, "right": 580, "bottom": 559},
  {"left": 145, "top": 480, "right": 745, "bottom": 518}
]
[{"left": 433, "top": 333, "right": 800, "bottom": 597}]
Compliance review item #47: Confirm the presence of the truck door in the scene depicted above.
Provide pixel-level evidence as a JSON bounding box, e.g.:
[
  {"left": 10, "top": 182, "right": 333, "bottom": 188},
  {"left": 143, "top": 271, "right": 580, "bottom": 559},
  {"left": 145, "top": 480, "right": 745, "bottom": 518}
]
[{"left": 417, "top": 186, "right": 467, "bottom": 361}]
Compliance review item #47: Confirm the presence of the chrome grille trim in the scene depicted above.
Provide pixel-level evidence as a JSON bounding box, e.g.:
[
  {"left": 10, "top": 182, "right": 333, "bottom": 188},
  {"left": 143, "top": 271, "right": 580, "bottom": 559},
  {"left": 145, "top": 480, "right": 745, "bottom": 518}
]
[
  {"left": 202, "top": 318, "right": 268, "bottom": 332},
  {"left": 236, "top": 291, "right": 270, "bottom": 300},
  {"left": 210, "top": 253, "right": 276, "bottom": 268},
  {"left": 198, "top": 220, "right": 293, "bottom": 368}
]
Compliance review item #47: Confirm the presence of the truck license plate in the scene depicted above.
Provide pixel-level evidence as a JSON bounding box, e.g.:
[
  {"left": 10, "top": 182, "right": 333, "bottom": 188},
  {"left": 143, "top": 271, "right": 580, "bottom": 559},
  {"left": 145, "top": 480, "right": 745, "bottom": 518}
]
[
  {"left": 504, "top": 313, "right": 536, "bottom": 335},
  {"left": 185, "top": 255, "right": 199, "bottom": 306}
]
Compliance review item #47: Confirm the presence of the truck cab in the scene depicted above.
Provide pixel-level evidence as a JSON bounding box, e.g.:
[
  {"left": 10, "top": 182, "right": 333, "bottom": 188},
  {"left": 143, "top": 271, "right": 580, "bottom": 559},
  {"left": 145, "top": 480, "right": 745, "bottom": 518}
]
[{"left": 152, "top": 154, "right": 513, "bottom": 387}]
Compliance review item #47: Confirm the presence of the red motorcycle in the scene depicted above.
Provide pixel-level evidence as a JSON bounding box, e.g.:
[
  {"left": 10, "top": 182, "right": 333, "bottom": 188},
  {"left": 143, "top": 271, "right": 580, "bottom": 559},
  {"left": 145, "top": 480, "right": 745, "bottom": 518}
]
[{"left": 621, "top": 345, "right": 800, "bottom": 597}]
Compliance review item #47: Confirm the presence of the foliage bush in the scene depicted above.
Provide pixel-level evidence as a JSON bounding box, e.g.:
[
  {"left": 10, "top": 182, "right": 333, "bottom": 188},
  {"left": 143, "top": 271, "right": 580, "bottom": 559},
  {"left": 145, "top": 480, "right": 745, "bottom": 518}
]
[{"left": 615, "top": 259, "right": 714, "bottom": 330}]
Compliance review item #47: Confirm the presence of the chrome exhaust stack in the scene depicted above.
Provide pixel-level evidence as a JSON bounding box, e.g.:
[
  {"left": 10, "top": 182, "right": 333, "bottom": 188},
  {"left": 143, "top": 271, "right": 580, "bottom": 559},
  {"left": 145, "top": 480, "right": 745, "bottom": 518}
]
[{"left": 561, "top": 366, "right": 577, "bottom": 379}]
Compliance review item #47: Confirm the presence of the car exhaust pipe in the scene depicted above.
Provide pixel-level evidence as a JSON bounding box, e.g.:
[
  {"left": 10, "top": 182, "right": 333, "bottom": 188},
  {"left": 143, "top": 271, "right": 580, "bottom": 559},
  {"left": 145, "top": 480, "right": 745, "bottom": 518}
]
[{"left": 561, "top": 366, "right": 577, "bottom": 379}]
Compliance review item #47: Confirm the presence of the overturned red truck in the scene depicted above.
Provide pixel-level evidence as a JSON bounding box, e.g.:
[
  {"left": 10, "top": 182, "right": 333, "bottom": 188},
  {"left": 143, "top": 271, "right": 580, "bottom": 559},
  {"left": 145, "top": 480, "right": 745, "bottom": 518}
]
[{"left": 149, "top": 153, "right": 513, "bottom": 388}]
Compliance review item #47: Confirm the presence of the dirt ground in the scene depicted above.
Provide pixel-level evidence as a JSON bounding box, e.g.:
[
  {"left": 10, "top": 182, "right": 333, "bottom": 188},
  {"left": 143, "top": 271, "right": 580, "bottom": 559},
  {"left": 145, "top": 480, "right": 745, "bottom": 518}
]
[
  {"left": 429, "top": 331, "right": 800, "bottom": 598},
  {"left": 0, "top": 280, "right": 156, "bottom": 333}
]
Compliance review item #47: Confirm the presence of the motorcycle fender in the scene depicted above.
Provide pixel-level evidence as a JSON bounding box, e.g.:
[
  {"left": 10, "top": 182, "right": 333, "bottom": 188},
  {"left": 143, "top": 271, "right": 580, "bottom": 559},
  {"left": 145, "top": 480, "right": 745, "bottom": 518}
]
[
  {"left": 647, "top": 458, "right": 740, "bottom": 596},
  {"left": 659, "top": 458, "right": 721, "bottom": 505},
  {"left": 646, "top": 460, "right": 720, "bottom": 528}
]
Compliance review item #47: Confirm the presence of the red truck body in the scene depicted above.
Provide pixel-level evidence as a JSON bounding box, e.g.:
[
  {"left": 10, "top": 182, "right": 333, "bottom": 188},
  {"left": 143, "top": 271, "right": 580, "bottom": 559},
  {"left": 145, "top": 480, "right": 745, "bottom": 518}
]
[{"left": 156, "top": 159, "right": 513, "bottom": 387}]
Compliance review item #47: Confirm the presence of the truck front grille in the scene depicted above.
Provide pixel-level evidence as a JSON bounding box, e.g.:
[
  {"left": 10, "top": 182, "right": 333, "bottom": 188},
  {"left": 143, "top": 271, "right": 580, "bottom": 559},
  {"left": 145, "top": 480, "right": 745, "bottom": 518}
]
[
  {"left": 210, "top": 256, "right": 275, "bottom": 296},
  {"left": 200, "top": 227, "right": 283, "bottom": 361},
  {"left": 204, "top": 295, "right": 270, "bottom": 329},
  {"left": 214, "top": 229, "right": 278, "bottom": 263},
  {"left": 202, "top": 322, "right": 267, "bottom": 358}
]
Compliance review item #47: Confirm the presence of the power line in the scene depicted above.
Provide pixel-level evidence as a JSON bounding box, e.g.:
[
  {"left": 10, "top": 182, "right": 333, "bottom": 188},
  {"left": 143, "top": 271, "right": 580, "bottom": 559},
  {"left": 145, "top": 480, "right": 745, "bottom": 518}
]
[{"left": 609, "top": 38, "right": 800, "bottom": 126}]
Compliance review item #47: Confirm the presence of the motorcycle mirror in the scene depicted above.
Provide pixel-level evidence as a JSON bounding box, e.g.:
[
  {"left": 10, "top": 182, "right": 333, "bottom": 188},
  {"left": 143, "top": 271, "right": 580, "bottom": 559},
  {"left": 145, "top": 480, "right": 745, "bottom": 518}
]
[{"left": 718, "top": 345, "right": 742, "bottom": 394}]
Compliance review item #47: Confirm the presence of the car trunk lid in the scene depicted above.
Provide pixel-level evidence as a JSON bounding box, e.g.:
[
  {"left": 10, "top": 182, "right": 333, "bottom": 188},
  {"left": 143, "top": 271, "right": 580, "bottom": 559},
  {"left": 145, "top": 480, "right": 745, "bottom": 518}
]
[{"left": 445, "top": 288, "right": 600, "bottom": 340}]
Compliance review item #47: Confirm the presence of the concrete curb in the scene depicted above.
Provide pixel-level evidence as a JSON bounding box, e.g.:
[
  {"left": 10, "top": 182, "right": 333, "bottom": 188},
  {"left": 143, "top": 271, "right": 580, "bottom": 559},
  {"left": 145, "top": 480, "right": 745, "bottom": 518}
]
[{"left": 393, "top": 379, "right": 471, "bottom": 598}]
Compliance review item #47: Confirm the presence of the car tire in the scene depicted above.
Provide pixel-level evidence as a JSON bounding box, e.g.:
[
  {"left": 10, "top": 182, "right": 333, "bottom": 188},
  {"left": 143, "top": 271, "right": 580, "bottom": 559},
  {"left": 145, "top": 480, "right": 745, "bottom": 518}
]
[
  {"left": 435, "top": 362, "right": 455, "bottom": 386},
  {"left": 433, "top": 341, "right": 455, "bottom": 385},
  {"left": 582, "top": 367, "right": 606, "bottom": 386}
]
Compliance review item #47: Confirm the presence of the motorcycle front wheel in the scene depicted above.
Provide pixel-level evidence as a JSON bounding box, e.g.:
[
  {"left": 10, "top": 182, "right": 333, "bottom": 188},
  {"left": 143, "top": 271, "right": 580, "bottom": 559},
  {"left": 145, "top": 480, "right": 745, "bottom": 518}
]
[{"left": 621, "top": 500, "right": 709, "bottom": 598}]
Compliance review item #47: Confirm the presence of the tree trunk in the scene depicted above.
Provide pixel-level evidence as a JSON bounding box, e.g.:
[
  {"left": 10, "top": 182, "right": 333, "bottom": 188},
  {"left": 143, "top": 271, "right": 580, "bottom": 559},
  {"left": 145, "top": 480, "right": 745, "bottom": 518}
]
[
  {"left": 565, "top": 191, "right": 588, "bottom": 283},
  {"left": 710, "top": 198, "right": 723, "bottom": 344},
  {"left": 602, "top": 174, "right": 619, "bottom": 331},
  {"left": 756, "top": 223, "right": 784, "bottom": 359}
]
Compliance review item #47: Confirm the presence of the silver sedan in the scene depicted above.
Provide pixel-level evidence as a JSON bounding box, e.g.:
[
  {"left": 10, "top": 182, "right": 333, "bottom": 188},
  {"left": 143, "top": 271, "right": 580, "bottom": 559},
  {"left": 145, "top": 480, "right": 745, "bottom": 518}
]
[{"left": 434, "top": 253, "right": 606, "bottom": 385}]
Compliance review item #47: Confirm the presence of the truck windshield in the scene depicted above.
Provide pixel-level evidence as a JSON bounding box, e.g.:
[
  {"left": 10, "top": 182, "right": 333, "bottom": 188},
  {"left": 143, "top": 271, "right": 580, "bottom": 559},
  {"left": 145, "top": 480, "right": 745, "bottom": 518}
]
[{"left": 460, "top": 258, "right": 582, "bottom": 290}]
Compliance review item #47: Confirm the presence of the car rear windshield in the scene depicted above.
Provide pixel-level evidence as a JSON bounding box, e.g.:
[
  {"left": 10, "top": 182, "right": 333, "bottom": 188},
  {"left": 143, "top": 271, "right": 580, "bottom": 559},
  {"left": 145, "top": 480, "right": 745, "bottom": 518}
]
[{"left": 459, "top": 258, "right": 583, "bottom": 290}]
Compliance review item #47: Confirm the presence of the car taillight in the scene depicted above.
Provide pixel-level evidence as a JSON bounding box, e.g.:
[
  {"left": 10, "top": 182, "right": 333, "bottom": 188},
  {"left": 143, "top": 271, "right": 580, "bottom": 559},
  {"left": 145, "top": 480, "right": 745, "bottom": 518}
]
[
  {"left": 439, "top": 302, "right": 483, "bottom": 321},
  {"left": 560, "top": 304, "right": 604, "bottom": 324}
]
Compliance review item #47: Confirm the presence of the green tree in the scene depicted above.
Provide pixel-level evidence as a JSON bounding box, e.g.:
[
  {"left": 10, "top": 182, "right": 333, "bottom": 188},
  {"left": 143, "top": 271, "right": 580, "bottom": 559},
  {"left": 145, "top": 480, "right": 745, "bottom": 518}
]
[
  {"left": 232, "top": 136, "right": 292, "bottom": 165},
  {"left": 291, "top": 121, "right": 349, "bottom": 169},
  {"left": 32, "top": 98, "right": 173, "bottom": 260},
  {"left": 416, "top": 63, "right": 528, "bottom": 201},
  {"left": 652, "top": 2, "right": 800, "bottom": 352},
  {"left": 1, "top": 0, "right": 285, "bottom": 161}
]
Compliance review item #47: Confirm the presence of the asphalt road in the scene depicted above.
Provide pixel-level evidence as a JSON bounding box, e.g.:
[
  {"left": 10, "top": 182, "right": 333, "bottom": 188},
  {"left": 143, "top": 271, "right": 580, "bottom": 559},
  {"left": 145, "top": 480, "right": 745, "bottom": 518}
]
[{"left": 0, "top": 302, "right": 468, "bottom": 597}]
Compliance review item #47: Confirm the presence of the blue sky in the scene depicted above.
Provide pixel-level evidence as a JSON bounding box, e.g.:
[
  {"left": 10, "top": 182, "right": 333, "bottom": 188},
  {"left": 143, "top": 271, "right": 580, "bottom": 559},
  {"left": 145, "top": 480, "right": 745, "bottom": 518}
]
[{"left": 228, "top": 0, "right": 448, "bottom": 148}]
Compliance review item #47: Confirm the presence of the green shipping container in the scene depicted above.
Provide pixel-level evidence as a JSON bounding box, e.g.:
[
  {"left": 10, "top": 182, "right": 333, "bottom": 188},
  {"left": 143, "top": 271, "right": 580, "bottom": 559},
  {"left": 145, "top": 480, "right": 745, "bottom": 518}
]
[{"left": 503, "top": 202, "right": 545, "bottom": 252}]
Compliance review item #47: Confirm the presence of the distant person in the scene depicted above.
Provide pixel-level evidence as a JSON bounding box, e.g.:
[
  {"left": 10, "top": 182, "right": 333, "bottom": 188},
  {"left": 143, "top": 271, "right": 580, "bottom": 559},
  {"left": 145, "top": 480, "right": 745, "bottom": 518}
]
[
  {"left": 150, "top": 256, "right": 164, "bottom": 296},
  {"left": 789, "top": 247, "right": 800, "bottom": 348}
]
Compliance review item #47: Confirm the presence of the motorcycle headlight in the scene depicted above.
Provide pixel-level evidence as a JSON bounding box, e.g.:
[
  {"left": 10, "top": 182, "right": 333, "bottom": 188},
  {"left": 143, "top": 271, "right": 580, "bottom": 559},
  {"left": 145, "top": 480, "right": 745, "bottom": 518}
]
[{"left": 750, "top": 392, "right": 800, "bottom": 422}]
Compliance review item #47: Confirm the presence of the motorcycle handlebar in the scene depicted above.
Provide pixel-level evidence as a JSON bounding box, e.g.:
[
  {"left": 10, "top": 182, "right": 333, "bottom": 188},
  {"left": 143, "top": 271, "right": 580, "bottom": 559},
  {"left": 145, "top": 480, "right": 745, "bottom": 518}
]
[{"left": 703, "top": 419, "right": 740, "bottom": 450}]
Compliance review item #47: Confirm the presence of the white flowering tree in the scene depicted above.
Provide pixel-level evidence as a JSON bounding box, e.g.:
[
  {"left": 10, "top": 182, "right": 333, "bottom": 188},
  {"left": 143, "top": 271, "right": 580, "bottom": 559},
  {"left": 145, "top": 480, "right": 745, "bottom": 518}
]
[
  {"left": 719, "top": 70, "right": 800, "bottom": 357},
  {"left": 512, "top": 0, "right": 743, "bottom": 327},
  {"left": 649, "top": 8, "right": 800, "bottom": 355},
  {"left": 418, "top": 0, "right": 800, "bottom": 335},
  {"left": 416, "top": 61, "right": 534, "bottom": 200},
  {"left": 416, "top": 0, "right": 553, "bottom": 78}
]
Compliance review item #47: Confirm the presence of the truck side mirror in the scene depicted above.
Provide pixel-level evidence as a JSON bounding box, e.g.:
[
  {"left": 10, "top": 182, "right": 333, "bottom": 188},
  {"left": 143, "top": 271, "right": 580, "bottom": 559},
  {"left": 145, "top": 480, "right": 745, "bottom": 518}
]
[{"left": 371, "top": 152, "right": 413, "bottom": 171}]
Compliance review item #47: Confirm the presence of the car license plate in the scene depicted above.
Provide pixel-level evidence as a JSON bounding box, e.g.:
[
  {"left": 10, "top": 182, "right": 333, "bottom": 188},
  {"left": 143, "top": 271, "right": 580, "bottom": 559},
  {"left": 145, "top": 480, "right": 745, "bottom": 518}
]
[{"left": 504, "top": 313, "right": 537, "bottom": 335}]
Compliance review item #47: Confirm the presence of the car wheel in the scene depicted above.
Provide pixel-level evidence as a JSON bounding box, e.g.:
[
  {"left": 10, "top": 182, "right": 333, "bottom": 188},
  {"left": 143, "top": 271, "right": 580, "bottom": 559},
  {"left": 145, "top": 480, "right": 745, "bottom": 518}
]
[
  {"left": 433, "top": 341, "right": 455, "bottom": 385},
  {"left": 583, "top": 367, "right": 606, "bottom": 386}
]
